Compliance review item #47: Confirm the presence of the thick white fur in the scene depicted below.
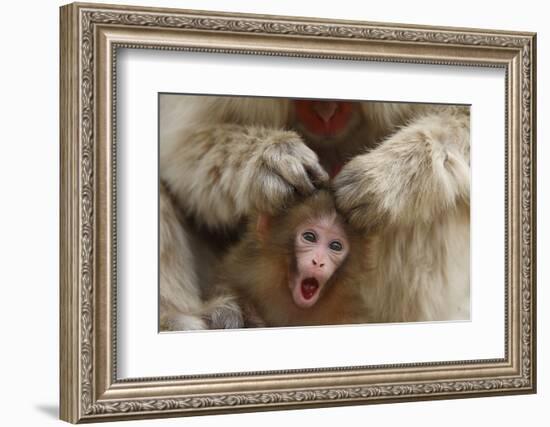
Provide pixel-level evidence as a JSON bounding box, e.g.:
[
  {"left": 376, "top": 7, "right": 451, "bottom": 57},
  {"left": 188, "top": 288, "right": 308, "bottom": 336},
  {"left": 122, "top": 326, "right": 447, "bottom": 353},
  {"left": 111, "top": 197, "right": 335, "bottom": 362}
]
[
  {"left": 335, "top": 106, "right": 470, "bottom": 321},
  {"left": 159, "top": 183, "right": 206, "bottom": 330},
  {"left": 160, "top": 96, "right": 315, "bottom": 228},
  {"left": 159, "top": 96, "right": 318, "bottom": 330},
  {"left": 159, "top": 96, "right": 329, "bottom": 330},
  {"left": 159, "top": 96, "right": 470, "bottom": 328}
]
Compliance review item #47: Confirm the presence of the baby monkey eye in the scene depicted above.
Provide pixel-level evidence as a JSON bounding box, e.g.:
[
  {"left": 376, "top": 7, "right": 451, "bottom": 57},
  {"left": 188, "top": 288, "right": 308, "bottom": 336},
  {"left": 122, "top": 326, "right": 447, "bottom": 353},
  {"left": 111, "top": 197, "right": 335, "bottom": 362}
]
[
  {"left": 302, "top": 231, "right": 317, "bottom": 243},
  {"left": 329, "top": 240, "right": 343, "bottom": 252}
]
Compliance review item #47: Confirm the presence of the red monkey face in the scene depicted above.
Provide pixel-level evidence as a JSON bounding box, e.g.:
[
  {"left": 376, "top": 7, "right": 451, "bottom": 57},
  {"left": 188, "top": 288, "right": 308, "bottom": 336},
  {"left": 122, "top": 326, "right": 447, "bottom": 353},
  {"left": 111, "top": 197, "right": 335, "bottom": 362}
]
[
  {"left": 291, "top": 214, "right": 349, "bottom": 308},
  {"left": 294, "top": 99, "right": 360, "bottom": 141}
]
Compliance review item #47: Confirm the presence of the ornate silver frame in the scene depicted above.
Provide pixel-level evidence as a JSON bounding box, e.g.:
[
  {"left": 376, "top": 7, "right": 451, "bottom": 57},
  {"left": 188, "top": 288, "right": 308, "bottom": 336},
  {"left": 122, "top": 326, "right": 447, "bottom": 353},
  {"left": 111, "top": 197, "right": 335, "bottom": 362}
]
[{"left": 59, "top": 2, "right": 537, "bottom": 423}]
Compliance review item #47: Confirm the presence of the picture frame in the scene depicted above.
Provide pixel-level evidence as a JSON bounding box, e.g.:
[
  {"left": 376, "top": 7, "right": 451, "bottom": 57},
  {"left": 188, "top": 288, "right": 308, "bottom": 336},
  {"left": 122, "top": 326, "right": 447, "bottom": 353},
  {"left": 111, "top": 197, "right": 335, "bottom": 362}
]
[{"left": 59, "top": 2, "right": 537, "bottom": 423}]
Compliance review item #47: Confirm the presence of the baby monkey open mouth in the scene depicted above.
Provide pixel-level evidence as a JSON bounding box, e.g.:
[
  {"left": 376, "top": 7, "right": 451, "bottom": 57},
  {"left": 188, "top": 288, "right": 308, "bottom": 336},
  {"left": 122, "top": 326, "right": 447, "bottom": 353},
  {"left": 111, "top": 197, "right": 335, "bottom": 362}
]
[
  {"left": 291, "top": 273, "right": 326, "bottom": 308},
  {"left": 301, "top": 277, "right": 320, "bottom": 300}
]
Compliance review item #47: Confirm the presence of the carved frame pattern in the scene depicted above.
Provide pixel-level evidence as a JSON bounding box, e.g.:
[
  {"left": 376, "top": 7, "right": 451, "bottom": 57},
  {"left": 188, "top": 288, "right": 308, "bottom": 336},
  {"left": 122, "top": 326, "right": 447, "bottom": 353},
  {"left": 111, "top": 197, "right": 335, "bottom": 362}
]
[{"left": 60, "top": 2, "right": 536, "bottom": 423}]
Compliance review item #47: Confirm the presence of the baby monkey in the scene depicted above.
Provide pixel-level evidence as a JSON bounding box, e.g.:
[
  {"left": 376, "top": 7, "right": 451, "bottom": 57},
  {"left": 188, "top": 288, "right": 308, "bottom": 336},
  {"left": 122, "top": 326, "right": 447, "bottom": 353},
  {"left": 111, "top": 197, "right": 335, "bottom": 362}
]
[{"left": 206, "top": 189, "right": 372, "bottom": 328}]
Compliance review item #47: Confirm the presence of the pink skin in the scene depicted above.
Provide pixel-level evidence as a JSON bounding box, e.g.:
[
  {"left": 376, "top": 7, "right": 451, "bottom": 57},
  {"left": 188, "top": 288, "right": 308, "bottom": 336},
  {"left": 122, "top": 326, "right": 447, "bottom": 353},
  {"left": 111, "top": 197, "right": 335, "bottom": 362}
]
[{"left": 290, "top": 214, "right": 349, "bottom": 308}]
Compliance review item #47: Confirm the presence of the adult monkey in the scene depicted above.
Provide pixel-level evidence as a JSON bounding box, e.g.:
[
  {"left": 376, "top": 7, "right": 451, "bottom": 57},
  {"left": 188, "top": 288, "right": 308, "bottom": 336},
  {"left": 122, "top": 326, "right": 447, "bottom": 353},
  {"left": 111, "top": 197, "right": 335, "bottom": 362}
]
[
  {"left": 335, "top": 105, "right": 470, "bottom": 322},
  {"left": 160, "top": 96, "right": 375, "bottom": 330},
  {"left": 159, "top": 96, "right": 470, "bottom": 330}
]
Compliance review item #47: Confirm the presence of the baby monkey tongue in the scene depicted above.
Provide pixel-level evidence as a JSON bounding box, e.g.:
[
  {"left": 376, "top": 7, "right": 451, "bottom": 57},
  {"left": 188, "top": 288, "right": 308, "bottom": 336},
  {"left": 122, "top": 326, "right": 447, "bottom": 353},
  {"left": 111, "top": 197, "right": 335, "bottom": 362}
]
[{"left": 301, "top": 278, "right": 320, "bottom": 300}]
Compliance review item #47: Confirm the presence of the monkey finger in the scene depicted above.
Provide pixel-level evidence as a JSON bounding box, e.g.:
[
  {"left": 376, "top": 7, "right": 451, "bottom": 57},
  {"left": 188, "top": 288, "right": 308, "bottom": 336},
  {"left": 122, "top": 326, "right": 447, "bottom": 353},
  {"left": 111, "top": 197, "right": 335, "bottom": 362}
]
[
  {"left": 274, "top": 160, "right": 316, "bottom": 196},
  {"left": 285, "top": 164, "right": 317, "bottom": 196},
  {"left": 288, "top": 144, "right": 328, "bottom": 185},
  {"left": 305, "top": 161, "right": 329, "bottom": 186},
  {"left": 254, "top": 172, "right": 297, "bottom": 213}
]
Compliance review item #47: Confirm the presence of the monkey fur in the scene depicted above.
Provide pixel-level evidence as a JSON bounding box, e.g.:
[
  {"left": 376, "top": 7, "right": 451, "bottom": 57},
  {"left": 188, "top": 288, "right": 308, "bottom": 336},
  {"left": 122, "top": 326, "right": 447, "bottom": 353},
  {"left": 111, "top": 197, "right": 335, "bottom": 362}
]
[
  {"left": 207, "top": 190, "right": 373, "bottom": 328},
  {"left": 159, "top": 96, "right": 470, "bottom": 329}
]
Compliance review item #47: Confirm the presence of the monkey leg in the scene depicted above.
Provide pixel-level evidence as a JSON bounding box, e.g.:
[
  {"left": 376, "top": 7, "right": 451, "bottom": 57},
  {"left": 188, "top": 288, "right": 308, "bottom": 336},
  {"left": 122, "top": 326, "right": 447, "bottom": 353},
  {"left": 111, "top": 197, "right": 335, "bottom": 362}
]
[{"left": 159, "top": 183, "right": 208, "bottom": 331}]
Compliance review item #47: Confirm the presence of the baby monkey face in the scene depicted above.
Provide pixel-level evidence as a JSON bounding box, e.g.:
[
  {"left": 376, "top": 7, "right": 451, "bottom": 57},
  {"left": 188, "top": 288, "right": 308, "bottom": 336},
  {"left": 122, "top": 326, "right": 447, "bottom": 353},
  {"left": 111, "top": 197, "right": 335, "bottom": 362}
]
[{"left": 291, "top": 214, "right": 349, "bottom": 308}]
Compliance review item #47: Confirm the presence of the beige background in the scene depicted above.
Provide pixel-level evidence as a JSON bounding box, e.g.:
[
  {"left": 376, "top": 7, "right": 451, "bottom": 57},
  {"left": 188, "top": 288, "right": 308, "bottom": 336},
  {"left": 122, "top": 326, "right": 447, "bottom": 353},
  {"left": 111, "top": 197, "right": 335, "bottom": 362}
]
[{"left": 0, "top": 0, "right": 545, "bottom": 426}]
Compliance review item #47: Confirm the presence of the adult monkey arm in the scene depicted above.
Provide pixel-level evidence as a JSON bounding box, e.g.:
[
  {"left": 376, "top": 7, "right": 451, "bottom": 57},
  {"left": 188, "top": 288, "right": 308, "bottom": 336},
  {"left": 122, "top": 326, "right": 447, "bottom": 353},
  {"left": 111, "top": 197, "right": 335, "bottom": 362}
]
[
  {"left": 160, "top": 95, "right": 329, "bottom": 230},
  {"left": 334, "top": 105, "right": 470, "bottom": 231},
  {"left": 159, "top": 95, "right": 330, "bottom": 330},
  {"left": 334, "top": 105, "right": 470, "bottom": 322}
]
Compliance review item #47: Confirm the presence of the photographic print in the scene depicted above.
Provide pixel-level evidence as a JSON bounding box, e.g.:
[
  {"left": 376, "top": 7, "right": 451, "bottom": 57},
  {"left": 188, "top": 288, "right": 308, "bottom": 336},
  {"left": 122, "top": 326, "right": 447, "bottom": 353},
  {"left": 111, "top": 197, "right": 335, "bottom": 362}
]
[
  {"left": 60, "top": 3, "right": 535, "bottom": 423},
  {"left": 159, "top": 95, "right": 471, "bottom": 331}
]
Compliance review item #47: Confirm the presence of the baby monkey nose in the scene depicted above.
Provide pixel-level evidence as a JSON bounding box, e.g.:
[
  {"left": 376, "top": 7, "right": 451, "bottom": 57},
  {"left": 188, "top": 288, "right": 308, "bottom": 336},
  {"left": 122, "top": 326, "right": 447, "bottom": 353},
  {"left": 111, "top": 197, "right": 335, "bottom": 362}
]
[{"left": 312, "top": 259, "right": 325, "bottom": 268}]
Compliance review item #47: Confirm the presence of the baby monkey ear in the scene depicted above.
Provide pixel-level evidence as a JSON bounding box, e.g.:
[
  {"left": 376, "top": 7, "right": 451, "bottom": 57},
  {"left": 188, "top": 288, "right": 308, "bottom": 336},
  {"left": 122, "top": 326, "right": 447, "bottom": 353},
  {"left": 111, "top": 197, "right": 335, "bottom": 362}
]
[{"left": 255, "top": 213, "right": 272, "bottom": 241}]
